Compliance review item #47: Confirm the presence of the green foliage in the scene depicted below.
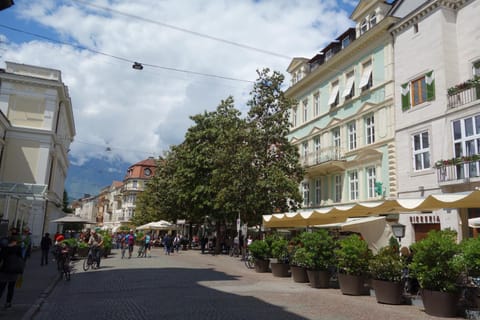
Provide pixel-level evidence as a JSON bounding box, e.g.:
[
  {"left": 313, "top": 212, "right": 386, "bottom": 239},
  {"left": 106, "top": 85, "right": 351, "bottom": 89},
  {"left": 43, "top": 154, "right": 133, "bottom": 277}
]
[
  {"left": 409, "top": 229, "right": 463, "bottom": 293},
  {"left": 135, "top": 69, "right": 304, "bottom": 227},
  {"left": 461, "top": 237, "right": 480, "bottom": 277},
  {"left": 294, "top": 230, "right": 335, "bottom": 270},
  {"left": 61, "top": 238, "right": 78, "bottom": 248},
  {"left": 291, "top": 247, "right": 309, "bottom": 268},
  {"left": 78, "top": 241, "right": 89, "bottom": 249},
  {"left": 248, "top": 240, "right": 270, "bottom": 260},
  {"left": 268, "top": 234, "right": 289, "bottom": 263},
  {"left": 369, "top": 245, "right": 404, "bottom": 282},
  {"left": 98, "top": 230, "right": 113, "bottom": 251},
  {"left": 335, "top": 234, "right": 372, "bottom": 276}
]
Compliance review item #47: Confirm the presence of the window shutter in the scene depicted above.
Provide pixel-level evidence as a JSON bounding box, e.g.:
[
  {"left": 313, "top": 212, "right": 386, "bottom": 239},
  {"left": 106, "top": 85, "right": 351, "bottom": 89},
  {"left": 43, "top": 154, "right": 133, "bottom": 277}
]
[
  {"left": 401, "top": 83, "right": 410, "bottom": 111},
  {"left": 425, "top": 71, "right": 435, "bottom": 101}
]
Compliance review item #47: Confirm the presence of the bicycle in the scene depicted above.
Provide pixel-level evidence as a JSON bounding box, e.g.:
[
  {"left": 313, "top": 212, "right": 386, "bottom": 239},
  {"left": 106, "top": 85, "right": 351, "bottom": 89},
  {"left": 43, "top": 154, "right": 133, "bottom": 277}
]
[
  {"left": 83, "top": 246, "right": 99, "bottom": 271},
  {"left": 229, "top": 244, "right": 240, "bottom": 257},
  {"left": 244, "top": 250, "right": 255, "bottom": 269},
  {"left": 57, "top": 247, "right": 71, "bottom": 281}
]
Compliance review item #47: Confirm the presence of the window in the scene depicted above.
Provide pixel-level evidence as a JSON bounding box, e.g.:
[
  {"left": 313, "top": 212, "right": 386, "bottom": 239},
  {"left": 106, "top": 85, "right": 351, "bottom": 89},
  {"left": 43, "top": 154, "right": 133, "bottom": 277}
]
[
  {"left": 334, "top": 174, "right": 342, "bottom": 203},
  {"left": 359, "top": 60, "right": 372, "bottom": 91},
  {"left": 342, "top": 36, "right": 350, "bottom": 49},
  {"left": 413, "top": 131, "right": 430, "bottom": 171},
  {"left": 133, "top": 180, "right": 138, "bottom": 189},
  {"left": 343, "top": 71, "right": 355, "bottom": 100},
  {"left": 328, "top": 81, "right": 340, "bottom": 107},
  {"left": 325, "top": 49, "right": 334, "bottom": 61},
  {"left": 452, "top": 115, "right": 480, "bottom": 178},
  {"left": 333, "top": 127, "right": 341, "bottom": 159},
  {"left": 302, "top": 182, "right": 310, "bottom": 207},
  {"left": 401, "top": 71, "right": 435, "bottom": 110},
  {"left": 365, "top": 115, "right": 375, "bottom": 145},
  {"left": 302, "top": 141, "right": 309, "bottom": 162},
  {"left": 360, "top": 19, "right": 368, "bottom": 35},
  {"left": 313, "top": 92, "right": 320, "bottom": 117},
  {"left": 348, "top": 121, "right": 357, "bottom": 151},
  {"left": 366, "top": 167, "right": 376, "bottom": 198},
  {"left": 315, "top": 178, "right": 321, "bottom": 206},
  {"left": 314, "top": 135, "right": 321, "bottom": 164},
  {"left": 473, "top": 61, "right": 480, "bottom": 77},
  {"left": 349, "top": 171, "right": 359, "bottom": 201},
  {"left": 292, "top": 106, "right": 298, "bottom": 127},
  {"left": 369, "top": 12, "right": 377, "bottom": 27},
  {"left": 303, "top": 99, "right": 308, "bottom": 122}
]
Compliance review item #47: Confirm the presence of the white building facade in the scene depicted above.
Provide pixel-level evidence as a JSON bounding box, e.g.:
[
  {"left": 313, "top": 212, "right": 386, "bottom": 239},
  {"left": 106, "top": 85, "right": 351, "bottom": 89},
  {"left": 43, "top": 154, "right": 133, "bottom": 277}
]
[
  {"left": 391, "top": 0, "right": 480, "bottom": 246},
  {"left": 0, "top": 62, "right": 76, "bottom": 245}
]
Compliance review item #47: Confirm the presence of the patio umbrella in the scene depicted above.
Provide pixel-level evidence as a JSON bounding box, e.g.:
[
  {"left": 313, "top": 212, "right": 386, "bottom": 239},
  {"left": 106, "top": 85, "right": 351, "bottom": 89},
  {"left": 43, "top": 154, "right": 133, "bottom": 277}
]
[
  {"left": 51, "top": 215, "right": 96, "bottom": 224},
  {"left": 137, "top": 220, "right": 175, "bottom": 230}
]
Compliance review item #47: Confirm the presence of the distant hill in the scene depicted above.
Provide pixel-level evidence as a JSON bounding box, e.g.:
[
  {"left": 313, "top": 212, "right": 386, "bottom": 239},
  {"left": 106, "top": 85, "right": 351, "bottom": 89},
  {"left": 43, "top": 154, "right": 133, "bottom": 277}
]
[{"left": 65, "top": 157, "right": 130, "bottom": 201}]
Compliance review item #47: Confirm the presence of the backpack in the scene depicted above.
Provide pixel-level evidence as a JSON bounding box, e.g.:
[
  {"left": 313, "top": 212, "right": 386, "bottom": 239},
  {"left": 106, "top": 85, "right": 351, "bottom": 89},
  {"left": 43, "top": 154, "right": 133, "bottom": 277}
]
[{"left": 127, "top": 234, "right": 135, "bottom": 245}]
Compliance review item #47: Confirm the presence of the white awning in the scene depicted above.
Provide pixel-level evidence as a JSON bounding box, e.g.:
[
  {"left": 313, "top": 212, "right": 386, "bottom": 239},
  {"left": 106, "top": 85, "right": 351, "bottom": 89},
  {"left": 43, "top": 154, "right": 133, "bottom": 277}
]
[
  {"left": 468, "top": 217, "right": 480, "bottom": 228},
  {"left": 328, "top": 85, "right": 339, "bottom": 106},
  {"left": 359, "top": 64, "right": 372, "bottom": 88},
  {"left": 263, "top": 190, "right": 480, "bottom": 228},
  {"left": 342, "top": 77, "right": 355, "bottom": 97}
]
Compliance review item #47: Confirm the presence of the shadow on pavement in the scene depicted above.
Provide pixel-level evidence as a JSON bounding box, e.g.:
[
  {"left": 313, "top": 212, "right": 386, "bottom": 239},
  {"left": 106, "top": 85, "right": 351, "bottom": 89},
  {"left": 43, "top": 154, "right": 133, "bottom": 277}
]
[{"left": 34, "top": 266, "right": 308, "bottom": 320}]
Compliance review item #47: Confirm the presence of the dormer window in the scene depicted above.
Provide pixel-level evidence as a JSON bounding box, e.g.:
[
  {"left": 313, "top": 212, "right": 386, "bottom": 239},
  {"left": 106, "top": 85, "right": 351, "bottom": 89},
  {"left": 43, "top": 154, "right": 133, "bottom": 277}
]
[
  {"left": 325, "top": 49, "right": 334, "bottom": 61},
  {"left": 360, "top": 19, "right": 368, "bottom": 35},
  {"left": 369, "top": 12, "right": 377, "bottom": 27},
  {"left": 341, "top": 37, "right": 350, "bottom": 49}
]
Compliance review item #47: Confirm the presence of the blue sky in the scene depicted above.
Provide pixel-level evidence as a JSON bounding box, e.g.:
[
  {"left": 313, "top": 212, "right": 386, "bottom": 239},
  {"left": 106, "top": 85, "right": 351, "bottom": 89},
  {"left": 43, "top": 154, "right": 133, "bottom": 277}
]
[{"left": 0, "top": 0, "right": 356, "bottom": 198}]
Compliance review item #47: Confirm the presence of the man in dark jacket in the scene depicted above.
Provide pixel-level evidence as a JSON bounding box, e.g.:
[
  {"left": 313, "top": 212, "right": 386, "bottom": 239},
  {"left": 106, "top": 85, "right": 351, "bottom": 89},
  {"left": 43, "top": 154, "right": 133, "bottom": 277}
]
[{"left": 40, "top": 233, "right": 52, "bottom": 266}]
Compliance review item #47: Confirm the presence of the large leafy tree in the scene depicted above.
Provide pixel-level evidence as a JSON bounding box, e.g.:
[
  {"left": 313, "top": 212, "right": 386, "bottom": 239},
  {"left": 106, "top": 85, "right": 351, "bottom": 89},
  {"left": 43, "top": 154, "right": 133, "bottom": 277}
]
[
  {"left": 246, "top": 68, "right": 304, "bottom": 220},
  {"left": 134, "top": 69, "right": 303, "bottom": 229}
]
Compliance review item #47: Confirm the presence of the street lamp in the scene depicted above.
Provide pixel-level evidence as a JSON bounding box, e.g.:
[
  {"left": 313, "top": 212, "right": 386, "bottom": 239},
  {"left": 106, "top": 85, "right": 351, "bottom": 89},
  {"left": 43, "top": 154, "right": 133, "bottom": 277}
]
[{"left": 391, "top": 223, "right": 406, "bottom": 243}]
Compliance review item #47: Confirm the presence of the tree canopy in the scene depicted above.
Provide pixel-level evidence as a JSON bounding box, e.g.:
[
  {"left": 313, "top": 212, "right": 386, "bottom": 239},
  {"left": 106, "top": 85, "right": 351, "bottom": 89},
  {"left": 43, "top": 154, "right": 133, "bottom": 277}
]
[{"left": 134, "top": 69, "right": 304, "bottom": 227}]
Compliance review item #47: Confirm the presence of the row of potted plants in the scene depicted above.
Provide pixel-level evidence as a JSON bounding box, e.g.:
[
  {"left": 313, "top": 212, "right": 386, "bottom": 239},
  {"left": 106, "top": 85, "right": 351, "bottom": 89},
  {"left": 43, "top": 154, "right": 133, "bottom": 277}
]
[{"left": 248, "top": 229, "right": 480, "bottom": 318}]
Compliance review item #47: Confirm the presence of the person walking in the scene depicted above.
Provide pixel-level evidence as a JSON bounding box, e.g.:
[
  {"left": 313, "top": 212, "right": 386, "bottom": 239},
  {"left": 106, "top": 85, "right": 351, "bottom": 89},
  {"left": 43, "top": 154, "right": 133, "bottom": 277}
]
[
  {"left": 0, "top": 230, "right": 25, "bottom": 309},
  {"left": 125, "top": 230, "right": 135, "bottom": 259},
  {"left": 40, "top": 233, "right": 52, "bottom": 266}
]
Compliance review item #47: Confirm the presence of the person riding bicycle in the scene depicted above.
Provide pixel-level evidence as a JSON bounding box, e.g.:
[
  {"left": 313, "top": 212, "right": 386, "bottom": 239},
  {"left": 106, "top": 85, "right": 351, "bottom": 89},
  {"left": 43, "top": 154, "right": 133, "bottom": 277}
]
[{"left": 88, "top": 229, "right": 104, "bottom": 268}]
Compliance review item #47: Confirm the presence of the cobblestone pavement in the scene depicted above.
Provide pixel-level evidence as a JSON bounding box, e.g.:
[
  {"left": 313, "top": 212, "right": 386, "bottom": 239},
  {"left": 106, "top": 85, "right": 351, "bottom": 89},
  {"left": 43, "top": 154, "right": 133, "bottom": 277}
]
[{"left": 30, "top": 247, "right": 463, "bottom": 320}]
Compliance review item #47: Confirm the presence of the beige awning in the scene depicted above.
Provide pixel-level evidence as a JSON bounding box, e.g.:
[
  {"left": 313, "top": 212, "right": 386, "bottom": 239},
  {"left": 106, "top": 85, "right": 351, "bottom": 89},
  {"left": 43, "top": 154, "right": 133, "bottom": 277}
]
[{"left": 263, "top": 190, "right": 480, "bottom": 228}]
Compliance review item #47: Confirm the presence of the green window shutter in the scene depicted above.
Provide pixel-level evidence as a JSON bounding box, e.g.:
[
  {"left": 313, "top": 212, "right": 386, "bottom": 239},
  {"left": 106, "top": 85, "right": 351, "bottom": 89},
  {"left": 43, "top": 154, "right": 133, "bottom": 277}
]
[
  {"left": 401, "top": 83, "right": 411, "bottom": 111},
  {"left": 426, "top": 71, "right": 435, "bottom": 101}
]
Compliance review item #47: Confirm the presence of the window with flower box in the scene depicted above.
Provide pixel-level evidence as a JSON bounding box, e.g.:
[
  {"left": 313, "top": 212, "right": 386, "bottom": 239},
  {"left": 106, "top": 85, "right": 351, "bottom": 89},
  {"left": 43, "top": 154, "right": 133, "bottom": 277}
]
[{"left": 453, "top": 114, "right": 480, "bottom": 178}]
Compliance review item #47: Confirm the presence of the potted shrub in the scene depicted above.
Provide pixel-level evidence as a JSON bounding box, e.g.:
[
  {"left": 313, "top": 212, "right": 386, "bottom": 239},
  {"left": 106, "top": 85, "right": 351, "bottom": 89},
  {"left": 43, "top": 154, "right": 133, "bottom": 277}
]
[
  {"left": 248, "top": 239, "right": 270, "bottom": 273},
  {"left": 335, "top": 234, "right": 372, "bottom": 295},
  {"left": 409, "top": 229, "right": 464, "bottom": 317},
  {"left": 290, "top": 246, "right": 309, "bottom": 283},
  {"left": 369, "top": 239, "right": 405, "bottom": 304},
  {"left": 298, "top": 230, "right": 335, "bottom": 288},
  {"left": 460, "top": 237, "right": 480, "bottom": 311},
  {"left": 77, "top": 241, "right": 89, "bottom": 257},
  {"left": 269, "top": 235, "right": 290, "bottom": 277}
]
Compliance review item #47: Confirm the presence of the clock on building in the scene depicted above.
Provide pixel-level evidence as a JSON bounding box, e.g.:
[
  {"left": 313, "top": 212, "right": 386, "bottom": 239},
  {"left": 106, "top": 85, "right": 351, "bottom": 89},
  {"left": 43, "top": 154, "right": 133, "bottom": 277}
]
[{"left": 144, "top": 168, "right": 152, "bottom": 176}]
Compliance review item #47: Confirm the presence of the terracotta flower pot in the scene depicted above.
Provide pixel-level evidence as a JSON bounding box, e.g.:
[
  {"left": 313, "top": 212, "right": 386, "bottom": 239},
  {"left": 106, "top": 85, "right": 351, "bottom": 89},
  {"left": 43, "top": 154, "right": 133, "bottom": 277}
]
[
  {"left": 254, "top": 258, "right": 270, "bottom": 273},
  {"left": 338, "top": 273, "right": 369, "bottom": 296},
  {"left": 290, "top": 265, "right": 309, "bottom": 283},
  {"left": 371, "top": 279, "right": 404, "bottom": 305},
  {"left": 270, "top": 262, "right": 290, "bottom": 277},
  {"left": 306, "top": 269, "right": 330, "bottom": 289},
  {"left": 421, "top": 289, "right": 459, "bottom": 318}
]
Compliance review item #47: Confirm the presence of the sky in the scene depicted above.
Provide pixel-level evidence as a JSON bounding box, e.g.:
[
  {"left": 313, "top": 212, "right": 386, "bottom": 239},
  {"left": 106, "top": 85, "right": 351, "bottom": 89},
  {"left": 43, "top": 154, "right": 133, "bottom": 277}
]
[{"left": 0, "top": 0, "right": 356, "bottom": 198}]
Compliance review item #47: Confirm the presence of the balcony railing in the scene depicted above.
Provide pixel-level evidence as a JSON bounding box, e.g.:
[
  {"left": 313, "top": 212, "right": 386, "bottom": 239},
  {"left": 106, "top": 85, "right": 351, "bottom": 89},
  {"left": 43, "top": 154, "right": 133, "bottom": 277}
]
[
  {"left": 447, "top": 80, "right": 480, "bottom": 109},
  {"left": 435, "top": 157, "right": 480, "bottom": 183},
  {"left": 301, "top": 146, "right": 345, "bottom": 167}
]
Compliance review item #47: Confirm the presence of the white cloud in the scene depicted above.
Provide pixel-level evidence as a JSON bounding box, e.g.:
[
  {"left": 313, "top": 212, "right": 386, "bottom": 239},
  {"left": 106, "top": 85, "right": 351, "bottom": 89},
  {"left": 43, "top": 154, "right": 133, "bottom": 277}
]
[{"left": 1, "top": 0, "right": 354, "bottom": 165}]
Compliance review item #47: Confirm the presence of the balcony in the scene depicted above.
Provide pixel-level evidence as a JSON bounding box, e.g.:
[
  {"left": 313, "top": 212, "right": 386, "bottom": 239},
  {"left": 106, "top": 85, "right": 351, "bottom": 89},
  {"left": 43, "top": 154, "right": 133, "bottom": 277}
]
[
  {"left": 435, "top": 155, "right": 480, "bottom": 185},
  {"left": 301, "top": 146, "right": 346, "bottom": 175},
  {"left": 447, "top": 78, "right": 480, "bottom": 109}
]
